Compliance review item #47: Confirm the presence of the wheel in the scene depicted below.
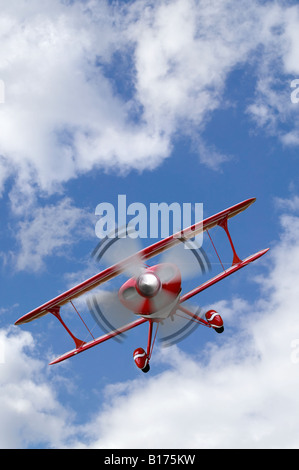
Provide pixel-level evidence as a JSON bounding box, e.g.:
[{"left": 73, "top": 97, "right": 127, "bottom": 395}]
[
  {"left": 214, "top": 326, "right": 224, "bottom": 334},
  {"left": 141, "top": 363, "right": 150, "bottom": 373}
]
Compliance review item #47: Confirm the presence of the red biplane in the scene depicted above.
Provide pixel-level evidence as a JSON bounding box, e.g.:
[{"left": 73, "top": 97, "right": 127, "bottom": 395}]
[{"left": 15, "top": 198, "right": 269, "bottom": 373}]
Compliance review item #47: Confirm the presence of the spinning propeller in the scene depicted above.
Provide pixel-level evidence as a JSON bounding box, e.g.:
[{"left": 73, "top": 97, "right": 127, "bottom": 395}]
[{"left": 88, "top": 228, "right": 210, "bottom": 346}]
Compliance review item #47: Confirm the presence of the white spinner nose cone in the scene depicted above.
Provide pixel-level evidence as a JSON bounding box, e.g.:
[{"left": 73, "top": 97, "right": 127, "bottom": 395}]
[{"left": 136, "top": 272, "right": 161, "bottom": 297}]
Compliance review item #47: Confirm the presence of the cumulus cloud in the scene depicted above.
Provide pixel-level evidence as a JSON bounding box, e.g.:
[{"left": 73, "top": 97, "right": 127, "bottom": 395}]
[
  {"left": 0, "top": 0, "right": 299, "bottom": 199},
  {"left": 67, "top": 197, "right": 299, "bottom": 449},
  {"left": 128, "top": 0, "right": 258, "bottom": 128},
  {"left": 11, "top": 197, "right": 93, "bottom": 272},
  {"left": 245, "top": 4, "right": 299, "bottom": 140},
  {"left": 0, "top": 0, "right": 170, "bottom": 196},
  {"left": 0, "top": 327, "right": 75, "bottom": 448}
]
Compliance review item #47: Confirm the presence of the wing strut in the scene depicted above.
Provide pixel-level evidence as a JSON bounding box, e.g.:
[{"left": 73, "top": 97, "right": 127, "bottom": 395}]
[
  {"left": 49, "top": 307, "right": 86, "bottom": 350},
  {"left": 70, "top": 300, "right": 95, "bottom": 341},
  {"left": 177, "top": 305, "right": 211, "bottom": 328},
  {"left": 206, "top": 230, "right": 225, "bottom": 270},
  {"left": 50, "top": 301, "right": 96, "bottom": 350},
  {"left": 218, "top": 217, "right": 242, "bottom": 265},
  {"left": 207, "top": 214, "right": 242, "bottom": 268},
  {"left": 147, "top": 320, "right": 159, "bottom": 360}
]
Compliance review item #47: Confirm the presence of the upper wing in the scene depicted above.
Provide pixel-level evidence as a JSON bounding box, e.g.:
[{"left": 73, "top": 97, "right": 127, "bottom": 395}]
[{"left": 15, "top": 197, "right": 256, "bottom": 325}]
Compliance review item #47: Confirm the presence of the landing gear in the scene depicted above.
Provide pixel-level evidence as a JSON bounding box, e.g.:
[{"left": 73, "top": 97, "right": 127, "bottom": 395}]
[
  {"left": 142, "top": 363, "right": 150, "bottom": 373},
  {"left": 205, "top": 310, "right": 224, "bottom": 333},
  {"left": 214, "top": 326, "right": 224, "bottom": 334},
  {"left": 133, "top": 310, "right": 224, "bottom": 372},
  {"left": 133, "top": 320, "right": 157, "bottom": 373},
  {"left": 133, "top": 347, "right": 150, "bottom": 373}
]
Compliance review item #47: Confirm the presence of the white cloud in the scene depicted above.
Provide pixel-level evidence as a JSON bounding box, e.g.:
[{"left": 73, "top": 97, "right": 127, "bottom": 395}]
[
  {"left": 0, "top": 0, "right": 170, "bottom": 196},
  {"left": 275, "top": 194, "right": 299, "bottom": 212},
  {"left": 126, "top": 0, "right": 263, "bottom": 153},
  {"left": 11, "top": 197, "right": 93, "bottom": 272},
  {"left": 1, "top": 0, "right": 299, "bottom": 199},
  {"left": 280, "top": 6, "right": 299, "bottom": 75},
  {"left": 245, "top": 3, "right": 299, "bottom": 141},
  {"left": 195, "top": 138, "right": 231, "bottom": 169},
  {"left": 280, "top": 131, "right": 299, "bottom": 147},
  {"left": 0, "top": 327, "right": 75, "bottom": 448},
  {"left": 67, "top": 196, "right": 299, "bottom": 449}
]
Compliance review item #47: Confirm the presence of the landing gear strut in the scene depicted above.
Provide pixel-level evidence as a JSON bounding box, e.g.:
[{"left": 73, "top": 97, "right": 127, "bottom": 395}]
[{"left": 133, "top": 320, "right": 158, "bottom": 373}]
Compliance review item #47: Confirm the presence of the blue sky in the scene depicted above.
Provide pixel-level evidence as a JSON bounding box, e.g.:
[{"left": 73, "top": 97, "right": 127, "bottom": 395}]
[{"left": 1, "top": 0, "right": 299, "bottom": 449}]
